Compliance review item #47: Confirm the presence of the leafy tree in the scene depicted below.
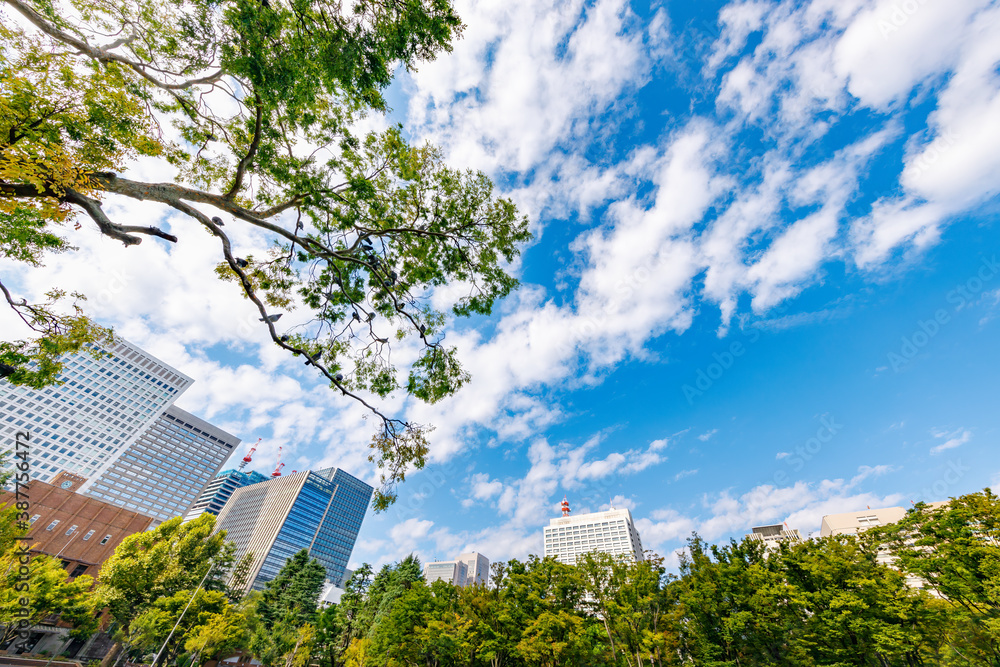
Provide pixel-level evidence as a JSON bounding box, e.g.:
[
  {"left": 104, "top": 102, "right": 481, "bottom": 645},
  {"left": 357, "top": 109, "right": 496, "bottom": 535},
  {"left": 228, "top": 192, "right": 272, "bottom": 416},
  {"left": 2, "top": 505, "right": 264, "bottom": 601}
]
[
  {"left": 126, "top": 588, "right": 233, "bottom": 667},
  {"left": 184, "top": 602, "right": 251, "bottom": 666},
  {"left": 777, "top": 533, "right": 943, "bottom": 666},
  {"left": 227, "top": 551, "right": 256, "bottom": 604},
  {"left": 256, "top": 549, "right": 327, "bottom": 627},
  {"left": 667, "top": 534, "right": 807, "bottom": 666},
  {"left": 250, "top": 550, "right": 326, "bottom": 667},
  {"left": 867, "top": 490, "right": 1000, "bottom": 665},
  {"left": 0, "top": 505, "right": 98, "bottom": 646},
  {"left": 95, "top": 514, "right": 234, "bottom": 641},
  {"left": 0, "top": 0, "right": 531, "bottom": 507}
]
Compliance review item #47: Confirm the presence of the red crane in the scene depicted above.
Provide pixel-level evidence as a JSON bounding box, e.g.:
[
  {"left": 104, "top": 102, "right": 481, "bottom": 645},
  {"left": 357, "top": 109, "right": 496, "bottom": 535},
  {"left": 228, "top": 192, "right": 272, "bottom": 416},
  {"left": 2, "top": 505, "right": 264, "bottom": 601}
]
[
  {"left": 271, "top": 446, "right": 284, "bottom": 477},
  {"left": 238, "top": 438, "right": 261, "bottom": 471}
]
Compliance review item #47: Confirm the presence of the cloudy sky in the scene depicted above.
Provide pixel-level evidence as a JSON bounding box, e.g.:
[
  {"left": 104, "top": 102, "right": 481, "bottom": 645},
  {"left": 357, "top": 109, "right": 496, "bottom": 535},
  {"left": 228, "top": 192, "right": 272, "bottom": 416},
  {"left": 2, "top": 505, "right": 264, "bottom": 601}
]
[{"left": 4, "top": 0, "right": 1000, "bottom": 569}]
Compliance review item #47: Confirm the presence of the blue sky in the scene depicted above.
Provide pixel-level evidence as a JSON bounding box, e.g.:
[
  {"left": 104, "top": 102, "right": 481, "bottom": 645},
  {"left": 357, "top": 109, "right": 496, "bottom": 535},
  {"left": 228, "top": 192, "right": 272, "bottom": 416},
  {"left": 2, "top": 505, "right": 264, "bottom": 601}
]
[{"left": 3, "top": 0, "right": 1000, "bottom": 569}]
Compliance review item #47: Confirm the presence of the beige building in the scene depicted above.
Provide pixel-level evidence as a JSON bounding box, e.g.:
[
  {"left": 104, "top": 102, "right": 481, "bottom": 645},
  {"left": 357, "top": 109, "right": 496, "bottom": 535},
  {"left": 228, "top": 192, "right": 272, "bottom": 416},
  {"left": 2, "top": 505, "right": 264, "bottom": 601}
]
[
  {"left": 819, "top": 502, "right": 948, "bottom": 592},
  {"left": 747, "top": 524, "right": 802, "bottom": 551},
  {"left": 819, "top": 506, "right": 908, "bottom": 538}
]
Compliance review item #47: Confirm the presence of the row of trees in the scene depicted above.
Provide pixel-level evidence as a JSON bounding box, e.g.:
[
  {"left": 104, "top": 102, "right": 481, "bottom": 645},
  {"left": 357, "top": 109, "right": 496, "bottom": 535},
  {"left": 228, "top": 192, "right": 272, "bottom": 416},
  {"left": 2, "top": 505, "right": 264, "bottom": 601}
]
[{"left": 3, "top": 489, "right": 999, "bottom": 667}]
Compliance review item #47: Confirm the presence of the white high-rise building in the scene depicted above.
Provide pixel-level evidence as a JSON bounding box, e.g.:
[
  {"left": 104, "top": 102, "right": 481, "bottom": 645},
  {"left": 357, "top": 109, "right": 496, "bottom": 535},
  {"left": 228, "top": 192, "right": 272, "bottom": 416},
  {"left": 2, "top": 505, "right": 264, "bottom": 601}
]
[
  {"left": 0, "top": 340, "right": 192, "bottom": 485},
  {"left": 87, "top": 405, "right": 240, "bottom": 524},
  {"left": 543, "top": 499, "right": 644, "bottom": 566},
  {"left": 424, "top": 552, "right": 490, "bottom": 587},
  {"left": 457, "top": 551, "right": 490, "bottom": 586}
]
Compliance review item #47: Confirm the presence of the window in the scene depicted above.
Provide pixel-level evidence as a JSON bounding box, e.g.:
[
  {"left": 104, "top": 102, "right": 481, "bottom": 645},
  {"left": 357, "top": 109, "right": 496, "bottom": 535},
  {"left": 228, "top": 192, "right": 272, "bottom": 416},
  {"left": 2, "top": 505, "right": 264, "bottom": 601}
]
[
  {"left": 29, "top": 514, "right": 41, "bottom": 524},
  {"left": 65, "top": 525, "right": 78, "bottom": 535},
  {"left": 70, "top": 564, "right": 89, "bottom": 578},
  {"left": 99, "top": 534, "right": 112, "bottom": 545},
  {"left": 46, "top": 520, "right": 60, "bottom": 531},
  {"left": 82, "top": 530, "right": 95, "bottom": 541}
]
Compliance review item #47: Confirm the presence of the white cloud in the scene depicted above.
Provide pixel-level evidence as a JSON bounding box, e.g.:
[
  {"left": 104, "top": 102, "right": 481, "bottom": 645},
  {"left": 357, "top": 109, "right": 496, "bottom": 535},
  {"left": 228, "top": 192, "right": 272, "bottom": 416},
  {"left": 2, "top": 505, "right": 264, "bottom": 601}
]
[
  {"left": 697, "top": 429, "right": 718, "bottom": 442},
  {"left": 930, "top": 429, "right": 972, "bottom": 455}
]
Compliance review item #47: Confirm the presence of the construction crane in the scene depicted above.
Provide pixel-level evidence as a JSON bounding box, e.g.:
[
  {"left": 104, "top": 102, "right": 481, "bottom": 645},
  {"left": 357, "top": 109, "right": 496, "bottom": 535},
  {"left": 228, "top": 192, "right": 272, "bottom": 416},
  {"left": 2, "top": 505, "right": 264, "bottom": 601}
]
[
  {"left": 237, "top": 438, "right": 261, "bottom": 471},
  {"left": 271, "top": 446, "right": 284, "bottom": 477}
]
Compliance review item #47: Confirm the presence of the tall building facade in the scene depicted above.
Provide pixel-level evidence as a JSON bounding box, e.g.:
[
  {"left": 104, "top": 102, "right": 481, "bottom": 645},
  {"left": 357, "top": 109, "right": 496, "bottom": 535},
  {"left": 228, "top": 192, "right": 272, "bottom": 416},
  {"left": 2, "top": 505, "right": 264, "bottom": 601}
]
[
  {"left": 87, "top": 405, "right": 240, "bottom": 524},
  {"left": 0, "top": 340, "right": 192, "bottom": 485},
  {"left": 458, "top": 551, "right": 490, "bottom": 586},
  {"left": 543, "top": 501, "right": 644, "bottom": 566},
  {"left": 424, "top": 560, "right": 467, "bottom": 587},
  {"left": 424, "top": 551, "right": 490, "bottom": 587},
  {"left": 214, "top": 467, "right": 373, "bottom": 591},
  {"left": 183, "top": 467, "right": 269, "bottom": 522}
]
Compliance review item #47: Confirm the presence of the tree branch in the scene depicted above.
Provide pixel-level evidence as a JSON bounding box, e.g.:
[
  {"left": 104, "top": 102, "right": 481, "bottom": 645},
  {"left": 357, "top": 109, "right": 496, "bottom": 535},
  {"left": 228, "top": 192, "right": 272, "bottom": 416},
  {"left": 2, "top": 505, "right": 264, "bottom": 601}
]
[
  {"left": 62, "top": 188, "right": 178, "bottom": 245},
  {"left": 224, "top": 97, "right": 264, "bottom": 200},
  {"left": 4, "top": 0, "right": 224, "bottom": 91}
]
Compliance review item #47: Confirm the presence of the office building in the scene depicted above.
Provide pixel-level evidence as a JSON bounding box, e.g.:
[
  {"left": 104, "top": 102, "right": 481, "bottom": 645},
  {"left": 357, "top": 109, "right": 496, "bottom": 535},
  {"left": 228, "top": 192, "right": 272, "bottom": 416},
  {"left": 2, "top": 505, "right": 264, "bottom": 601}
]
[
  {"left": 214, "top": 467, "right": 373, "bottom": 591},
  {"left": 424, "top": 559, "right": 468, "bottom": 586},
  {"left": 423, "top": 551, "right": 490, "bottom": 587},
  {"left": 458, "top": 551, "right": 490, "bottom": 586},
  {"left": 85, "top": 405, "right": 239, "bottom": 524},
  {"left": 542, "top": 498, "right": 644, "bottom": 566},
  {"left": 747, "top": 524, "right": 802, "bottom": 551},
  {"left": 0, "top": 472, "right": 154, "bottom": 580},
  {"left": 819, "top": 506, "right": 908, "bottom": 538},
  {"left": 0, "top": 339, "right": 193, "bottom": 485},
  {"left": 184, "top": 467, "right": 270, "bottom": 522},
  {"left": 0, "top": 473, "right": 154, "bottom": 658}
]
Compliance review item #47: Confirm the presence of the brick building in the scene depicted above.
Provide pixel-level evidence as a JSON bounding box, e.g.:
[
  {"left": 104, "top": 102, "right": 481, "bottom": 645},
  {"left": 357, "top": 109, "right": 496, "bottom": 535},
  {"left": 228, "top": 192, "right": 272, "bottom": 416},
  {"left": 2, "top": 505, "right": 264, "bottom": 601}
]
[{"left": 1, "top": 471, "right": 153, "bottom": 580}]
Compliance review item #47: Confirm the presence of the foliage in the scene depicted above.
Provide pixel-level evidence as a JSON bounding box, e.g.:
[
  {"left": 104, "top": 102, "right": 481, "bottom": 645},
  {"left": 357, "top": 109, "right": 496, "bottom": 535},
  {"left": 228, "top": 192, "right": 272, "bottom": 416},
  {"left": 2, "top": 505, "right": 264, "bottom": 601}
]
[
  {"left": 0, "top": 503, "right": 98, "bottom": 646},
  {"left": 0, "top": 0, "right": 532, "bottom": 508},
  {"left": 248, "top": 549, "right": 326, "bottom": 667},
  {"left": 4, "top": 490, "right": 1000, "bottom": 666},
  {"left": 94, "top": 514, "right": 234, "bottom": 638}
]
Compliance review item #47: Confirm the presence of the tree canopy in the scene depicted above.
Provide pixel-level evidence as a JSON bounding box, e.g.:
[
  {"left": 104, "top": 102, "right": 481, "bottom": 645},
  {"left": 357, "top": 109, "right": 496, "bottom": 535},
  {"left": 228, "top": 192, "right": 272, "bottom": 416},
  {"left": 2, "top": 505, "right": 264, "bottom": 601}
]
[{"left": 0, "top": 0, "right": 531, "bottom": 508}]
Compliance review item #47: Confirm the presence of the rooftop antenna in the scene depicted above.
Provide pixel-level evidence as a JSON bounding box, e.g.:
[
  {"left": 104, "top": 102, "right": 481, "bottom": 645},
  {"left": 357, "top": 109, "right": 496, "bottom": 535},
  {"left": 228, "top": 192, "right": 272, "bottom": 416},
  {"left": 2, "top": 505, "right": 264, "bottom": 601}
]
[
  {"left": 238, "top": 438, "right": 261, "bottom": 471},
  {"left": 609, "top": 497, "right": 615, "bottom": 510},
  {"left": 561, "top": 496, "right": 570, "bottom": 517},
  {"left": 271, "top": 446, "right": 284, "bottom": 477}
]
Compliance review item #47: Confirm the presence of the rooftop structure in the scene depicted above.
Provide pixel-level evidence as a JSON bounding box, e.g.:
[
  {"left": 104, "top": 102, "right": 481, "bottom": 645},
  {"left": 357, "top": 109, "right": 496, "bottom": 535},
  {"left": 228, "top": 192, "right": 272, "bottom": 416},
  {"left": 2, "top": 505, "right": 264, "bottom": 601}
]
[{"left": 746, "top": 524, "right": 802, "bottom": 551}]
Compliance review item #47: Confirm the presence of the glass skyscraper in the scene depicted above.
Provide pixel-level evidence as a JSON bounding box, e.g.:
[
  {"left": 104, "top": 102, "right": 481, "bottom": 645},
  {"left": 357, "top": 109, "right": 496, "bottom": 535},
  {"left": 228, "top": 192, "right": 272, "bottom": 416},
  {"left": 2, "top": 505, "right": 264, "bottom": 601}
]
[
  {"left": 0, "top": 340, "right": 192, "bottom": 484},
  {"left": 87, "top": 405, "right": 240, "bottom": 524},
  {"left": 183, "top": 467, "right": 269, "bottom": 522},
  {"left": 214, "top": 467, "right": 373, "bottom": 590}
]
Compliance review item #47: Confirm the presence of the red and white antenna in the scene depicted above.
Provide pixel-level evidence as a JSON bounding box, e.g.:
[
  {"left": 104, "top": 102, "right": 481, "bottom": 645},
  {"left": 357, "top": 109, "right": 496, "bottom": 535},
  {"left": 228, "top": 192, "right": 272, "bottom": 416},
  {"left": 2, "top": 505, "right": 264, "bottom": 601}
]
[
  {"left": 271, "top": 446, "right": 284, "bottom": 477},
  {"left": 561, "top": 496, "right": 570, "bottom": 516},
  {"left": 238, "top": 438, "right": 261, "bottom": 471}
]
